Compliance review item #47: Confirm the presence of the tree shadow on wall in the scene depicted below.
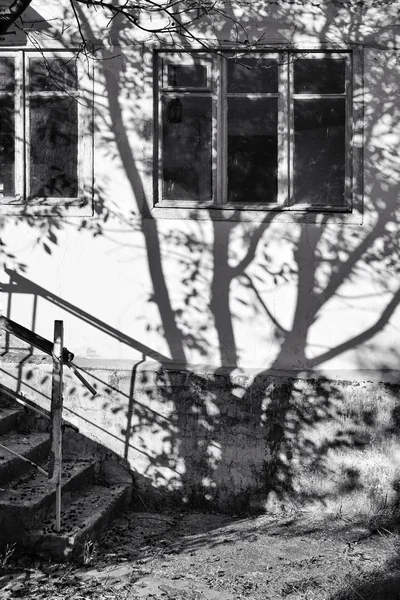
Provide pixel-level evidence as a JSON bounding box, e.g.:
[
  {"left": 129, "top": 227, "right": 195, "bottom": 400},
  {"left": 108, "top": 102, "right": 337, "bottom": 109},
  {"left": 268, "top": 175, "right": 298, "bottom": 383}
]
[
  {"left": 127, "top": 366, "right": 388, "bottom": 513},
  {"left": 2, "top": 1, "right": 400, "bottom": 518},
  {"left": 0, "top": 271, "right": 387, "bottom": 513}
]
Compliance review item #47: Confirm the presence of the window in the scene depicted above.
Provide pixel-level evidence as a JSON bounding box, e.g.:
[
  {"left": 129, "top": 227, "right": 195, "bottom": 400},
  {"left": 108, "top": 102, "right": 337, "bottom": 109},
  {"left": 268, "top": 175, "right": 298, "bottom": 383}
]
[
  {"left": 155, "top": 50, "right": 360, "bottom": 215},
  {"left": 0, "top": 51, "right": 93, "bottom": 209}
]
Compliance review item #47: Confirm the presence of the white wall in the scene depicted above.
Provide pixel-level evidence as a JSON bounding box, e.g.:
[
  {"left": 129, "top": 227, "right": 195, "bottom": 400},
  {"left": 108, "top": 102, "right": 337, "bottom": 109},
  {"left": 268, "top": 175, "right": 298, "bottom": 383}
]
[{"left": 2, "top": 0, "right": 400, "bottom": 379}]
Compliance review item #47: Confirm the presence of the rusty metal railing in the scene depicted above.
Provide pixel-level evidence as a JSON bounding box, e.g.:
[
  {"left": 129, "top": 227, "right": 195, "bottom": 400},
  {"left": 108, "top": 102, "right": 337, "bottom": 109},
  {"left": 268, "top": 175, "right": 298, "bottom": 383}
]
[{"left": 0, "top": 316, "right": 96, "bottom": 532}]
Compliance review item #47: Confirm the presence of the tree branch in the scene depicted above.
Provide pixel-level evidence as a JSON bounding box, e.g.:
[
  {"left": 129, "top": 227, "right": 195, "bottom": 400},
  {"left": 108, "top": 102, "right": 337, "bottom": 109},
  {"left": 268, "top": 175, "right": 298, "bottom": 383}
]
[
  {"left": 242, "top": 273, "right": 289, "bottom": 335},
  {"left": 309, "top": 286, "right": 400, "bottom": 368},
  {"left": 0, "top": 0, "right": 33, "bottom": 34},
  {"left": 314, "top": 202, "right": 395, "bottom": 314}
]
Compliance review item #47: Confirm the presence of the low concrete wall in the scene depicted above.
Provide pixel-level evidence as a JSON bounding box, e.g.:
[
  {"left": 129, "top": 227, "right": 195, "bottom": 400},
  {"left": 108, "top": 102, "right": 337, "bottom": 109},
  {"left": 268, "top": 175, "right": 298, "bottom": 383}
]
[{"left": 2, "top": 353, "right": 400, "bottom": 515}]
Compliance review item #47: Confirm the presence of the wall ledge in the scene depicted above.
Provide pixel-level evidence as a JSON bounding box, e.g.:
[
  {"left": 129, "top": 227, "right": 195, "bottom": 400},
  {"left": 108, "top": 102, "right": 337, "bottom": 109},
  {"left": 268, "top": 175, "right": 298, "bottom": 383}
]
[{"left": 2, "top": 351, "right": 400, "bottom": 384}]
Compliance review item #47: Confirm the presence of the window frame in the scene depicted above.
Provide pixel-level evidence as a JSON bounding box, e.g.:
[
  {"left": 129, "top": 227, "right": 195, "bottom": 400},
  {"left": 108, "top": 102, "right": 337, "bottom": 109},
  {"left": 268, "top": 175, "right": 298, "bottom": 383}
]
[
  {"left": 0, "top": 49, "right": 93, "bottom": 214},
  {"left": 153, "top": 47, "right": 363, "bottom": 221}
]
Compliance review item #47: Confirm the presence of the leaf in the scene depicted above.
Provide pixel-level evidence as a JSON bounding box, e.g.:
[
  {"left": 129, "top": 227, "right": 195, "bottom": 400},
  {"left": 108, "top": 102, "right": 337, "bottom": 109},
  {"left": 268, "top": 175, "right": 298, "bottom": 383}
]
[
  {"left": 43, "top": 243, "right": 51, "bottom": 255},
  {"left": 237, "top": 298, "right": 248, "bottom": 306},
  {"left": 48, "top": 230, "right": 57, "bottom": 244},
  {"left": 253, "top": 274, "right": 264, "bottom": 283}
]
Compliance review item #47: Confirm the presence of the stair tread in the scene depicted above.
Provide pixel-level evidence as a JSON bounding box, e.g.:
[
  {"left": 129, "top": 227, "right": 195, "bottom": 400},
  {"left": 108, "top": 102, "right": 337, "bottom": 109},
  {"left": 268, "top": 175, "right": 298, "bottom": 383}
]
[
  {"left": 31, "top": 482, "right": 132, "bottom": 558},
  {"left": 0, "top": 459, "right": 95, "bottom": 507},
  {"left": 0, "top": 407, "right": 22, "bottom": 420},
  {"left": 0, "top": 431, "right": 49, "bottom": 466},
  {"left": 0, "top": 394, "right": 132, "bottom": 560},
  {"left": 39, "top": 483, "right": 130, "bottom": 535}
]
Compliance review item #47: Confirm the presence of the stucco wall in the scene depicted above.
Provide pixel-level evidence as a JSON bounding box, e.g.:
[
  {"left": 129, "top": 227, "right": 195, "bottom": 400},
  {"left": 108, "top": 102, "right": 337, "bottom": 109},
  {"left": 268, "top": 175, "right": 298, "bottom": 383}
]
[{"left": 2, "top": 355, "right": 400, "bottom": 513}]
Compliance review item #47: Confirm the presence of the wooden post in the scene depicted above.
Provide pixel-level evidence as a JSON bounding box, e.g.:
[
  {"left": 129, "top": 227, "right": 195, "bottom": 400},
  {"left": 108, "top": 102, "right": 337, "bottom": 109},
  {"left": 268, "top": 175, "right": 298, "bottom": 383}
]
[{"left": 49, "top": 320, "right": 63, "bottom": 533}]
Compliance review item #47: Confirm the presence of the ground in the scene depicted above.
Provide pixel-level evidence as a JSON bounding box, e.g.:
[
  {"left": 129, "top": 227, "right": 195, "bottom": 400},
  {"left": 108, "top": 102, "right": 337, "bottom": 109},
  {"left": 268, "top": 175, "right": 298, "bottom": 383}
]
[{"left": 1, "top": 505, "right": 400, "bottom": 600}]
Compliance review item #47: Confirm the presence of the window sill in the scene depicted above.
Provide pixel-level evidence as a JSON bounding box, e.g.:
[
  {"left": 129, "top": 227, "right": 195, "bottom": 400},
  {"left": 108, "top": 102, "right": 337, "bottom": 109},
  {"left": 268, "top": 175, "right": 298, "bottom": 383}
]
[
  {"left": 148, "top": 203, "right": 363, "bottom": 224},
  {"left": 0, "top": 199, "right": 93, "bottom": 218}
]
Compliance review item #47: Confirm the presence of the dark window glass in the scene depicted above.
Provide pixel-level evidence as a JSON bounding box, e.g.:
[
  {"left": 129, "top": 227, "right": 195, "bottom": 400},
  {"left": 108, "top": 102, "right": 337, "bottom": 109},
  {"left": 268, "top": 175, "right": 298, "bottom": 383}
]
[
  {"left": 294, "top": 98, "right": 345, "bottom": 206},
  {"left": 294, "top": 58, "right": 346, "bottom": 94},
  {"left": 227, "top": 98, "right": 278, "bottom": 203},
  {"left": 227, "top": 56, "right": 278, "bottom": 93},
  {"left": 29, "top": 57, "right": 78, "bottom": 92},
  {"left": 162, "top": 96, "right": 212, "bottom": 201},
  {"left": 167, "top": 64, "right": 208, "bottom": 88},
  {"left": 0, "top": 58, "right": 14, "bottom": 92},
  {"left": 0, "top": 97, "right": 14, "bottom": 196},
  {"left": 30, "top": 98, "right": 78, "bottom": 198}
]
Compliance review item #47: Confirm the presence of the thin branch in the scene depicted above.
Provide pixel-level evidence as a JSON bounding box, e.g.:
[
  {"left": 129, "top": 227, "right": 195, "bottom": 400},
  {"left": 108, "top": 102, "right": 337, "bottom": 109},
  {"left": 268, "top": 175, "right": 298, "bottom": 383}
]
[
  {"left": 242, "top": 273, "right": 289, "bottom": 335},
  {"left": 229, "top": 219, "right": 271, "bottom": 279},
  {"left": 0, "top": 0, "right": 33, "bottom": 34},
  {"left": 314, "top": 204, "right": 395, "bottom": 314},
  {"left": 309, "top": 286, "right": 400, "bottom": 368},
  {"left": 70, "top": 0, "right": 87, "bottom": 49}
]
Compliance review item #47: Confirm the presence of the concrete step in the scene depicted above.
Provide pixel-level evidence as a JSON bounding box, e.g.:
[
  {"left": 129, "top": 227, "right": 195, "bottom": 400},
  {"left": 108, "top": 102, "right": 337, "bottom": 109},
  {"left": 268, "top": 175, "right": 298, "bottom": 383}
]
[
  {"left": 31, "top": 482, "right": 132, "bottom": 561},
  {"left": 0, "top": 407, "right": 22, "bottom": 435},
  {"left": 0, "top": 459, "right": 96, "bottom": 541},
  {"left": 0, "top": 390, "right": 15, "bottom": 408},
  {"left": 0, "top": 431, "right": 50, "bottom": 484},
  {"left": 0, "top": 388, "right": 50, "bottom": 433},
  {"left": 0, "top": 388, "right": 133, "bottom": 562}
]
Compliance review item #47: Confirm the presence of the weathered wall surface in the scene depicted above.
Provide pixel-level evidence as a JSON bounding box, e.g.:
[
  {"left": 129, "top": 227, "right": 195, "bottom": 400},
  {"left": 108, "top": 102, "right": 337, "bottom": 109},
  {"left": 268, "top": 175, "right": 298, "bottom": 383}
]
[
  {"left": 2, "top": 1, "right": 400, "bottom": 511},
  {"left": 2, "top": 355, "right": 400, "bottom": 514}
]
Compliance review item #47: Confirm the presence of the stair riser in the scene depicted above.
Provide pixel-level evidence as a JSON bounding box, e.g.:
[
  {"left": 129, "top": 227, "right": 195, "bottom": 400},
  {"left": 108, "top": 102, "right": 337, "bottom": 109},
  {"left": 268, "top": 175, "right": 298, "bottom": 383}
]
[
  {"left": 0, "top": 394, "right": 14, "bottom": 409},
  {"left": 16, "top": 408, "right": 50, "bottom": 434},
  {"left": 0, "top": 390, "right": 133, "bottom": 562},
  {"left": 0, "top": 438, "right": 50, "bottom": 485},
  {"left": 72, "top": 485, "right": 132, "bottom": 561},
  {"left": 0, "top": 393, "right": 50, "bottom": 434},
  {"left": 0, "top": 410, "right": 22, "bottom": 435}
]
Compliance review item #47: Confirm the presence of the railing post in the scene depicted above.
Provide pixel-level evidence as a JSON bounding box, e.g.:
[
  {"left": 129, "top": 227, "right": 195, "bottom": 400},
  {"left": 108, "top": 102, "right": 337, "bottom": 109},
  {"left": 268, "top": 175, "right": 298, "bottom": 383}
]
[{"left": 49, "top": 320, "right": 63, "bottom": 533}]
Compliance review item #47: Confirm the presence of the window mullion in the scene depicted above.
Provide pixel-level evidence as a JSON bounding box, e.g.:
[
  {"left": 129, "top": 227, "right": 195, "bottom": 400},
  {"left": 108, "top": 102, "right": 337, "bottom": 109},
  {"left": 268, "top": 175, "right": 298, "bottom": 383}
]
[
  {"left": 14, "top": 52, "right": 24, "bottom": 202},
  {"left": 216, "top": 54, "right": 226, "bottom": 206},
  {"left": 345, "top": 52, "right": 353, "bottom": 210},
  {"left": 77, "top": 54, "right": 89, "bottom": 204},
  {"left": 23, "top": 52, "right": 31, "bottom": 201},
  {"left": 157, "top": 53, "right": 163, "bottom": 205},
  {"left": 288, "top": 53, "right": 294, "bottom": 207},
  {"left": 278, "top": 52, "right": 290, "bottom": 207}
]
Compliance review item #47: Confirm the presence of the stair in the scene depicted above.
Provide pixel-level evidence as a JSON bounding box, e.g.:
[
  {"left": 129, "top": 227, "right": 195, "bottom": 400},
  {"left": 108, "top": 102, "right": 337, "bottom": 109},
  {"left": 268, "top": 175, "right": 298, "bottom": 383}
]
[{"left": 0, "top": 391, "right": 133, "bottom": 561}]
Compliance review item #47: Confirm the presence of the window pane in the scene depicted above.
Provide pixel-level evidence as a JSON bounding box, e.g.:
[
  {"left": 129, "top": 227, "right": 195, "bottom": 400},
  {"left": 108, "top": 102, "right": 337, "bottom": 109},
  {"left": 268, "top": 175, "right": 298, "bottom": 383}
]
[
  {"left": 227, "top": 98, "right": 278, "bottom": 203},
  {"left": 167, "top": 64, "right": 208, "bottom": 88},
  {"left": 162, "top": 96, "right": 212, "bottom": 201},
  {"left": 0, "top": 57, "right": 14, "bottom": 92},
  {"left": 227, "top": 56, "right": 278, "bottom": 93},
  {"left": 0, "top": 97, "right": 14, "bottom": 196},
  {"left": 294, "top": 58, "right": 346, "bottom": 94},
  {"left": 30, "top": 98, "right": 78, "bottom": 198},
  {"left": 294, "top": 98, "right": 345, "bottom": 206},
  {"left": 29, "top": 57, "right": 77, "bottom": 92}
]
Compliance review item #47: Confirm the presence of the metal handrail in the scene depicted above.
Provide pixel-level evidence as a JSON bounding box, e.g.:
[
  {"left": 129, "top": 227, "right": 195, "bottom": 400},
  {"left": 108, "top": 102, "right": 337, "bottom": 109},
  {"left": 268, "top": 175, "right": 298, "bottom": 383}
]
[
  {"left": 0, "top": 441, "right": 47, "bottom": 476},
  {"left": 0, "top": 383, "right": 54, "bottom": 422},
  {"left": 0, "top": 316, "right": 97, "bottom": 395},
  {"left": 1, "top": 316, "right": 97, "bottom": 532}
]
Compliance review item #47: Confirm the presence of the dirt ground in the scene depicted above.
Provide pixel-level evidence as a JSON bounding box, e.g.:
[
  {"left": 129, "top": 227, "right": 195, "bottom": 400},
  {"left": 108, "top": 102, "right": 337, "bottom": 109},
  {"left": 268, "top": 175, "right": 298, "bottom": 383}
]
[{"left": 1, "top": 506, "right": 400, "bottom": 600}]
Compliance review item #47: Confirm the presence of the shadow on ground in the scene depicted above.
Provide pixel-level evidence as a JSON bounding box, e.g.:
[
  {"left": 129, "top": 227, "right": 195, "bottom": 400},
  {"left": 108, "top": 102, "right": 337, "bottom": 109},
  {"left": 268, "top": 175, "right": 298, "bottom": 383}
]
[
  {"left": 1, "top": 507, "right": 400, "bottom": 599},
  {"left": 329, "top": 554, "right": 400, "bottom": 600}
]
